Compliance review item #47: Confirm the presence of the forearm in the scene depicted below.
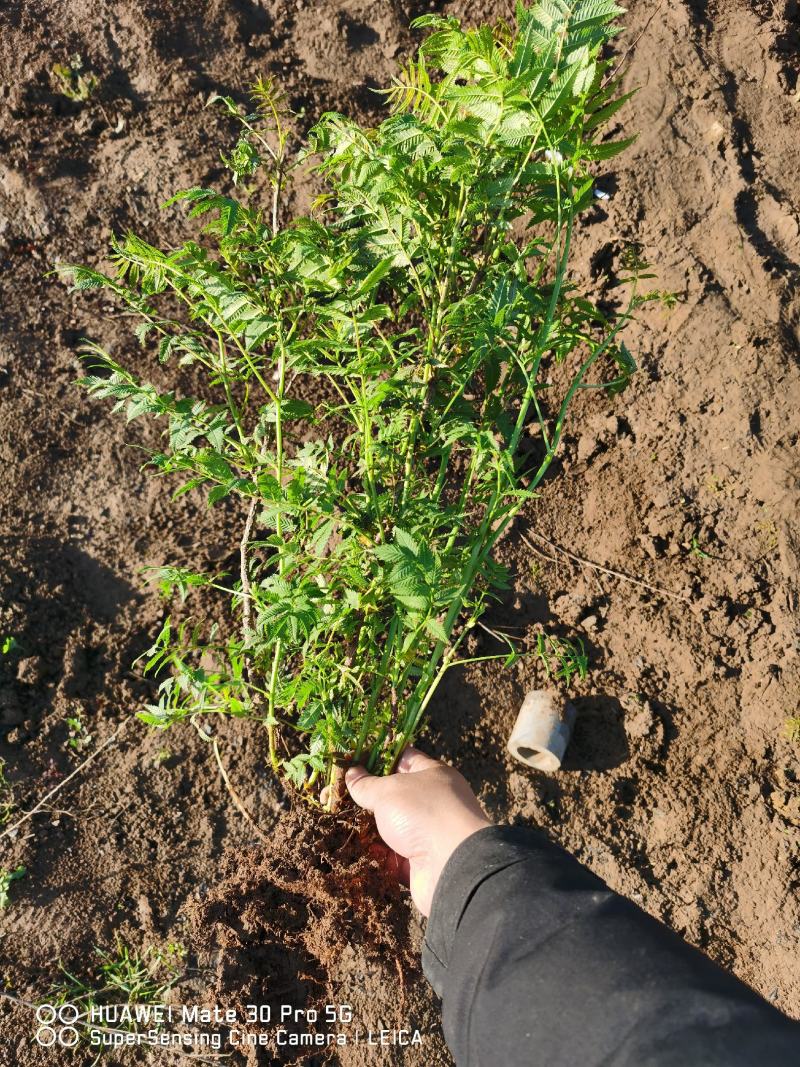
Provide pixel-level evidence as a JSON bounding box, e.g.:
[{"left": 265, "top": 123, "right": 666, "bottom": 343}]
[{"left": 423, "top": 826, "right": 799, "bottom": 1067}]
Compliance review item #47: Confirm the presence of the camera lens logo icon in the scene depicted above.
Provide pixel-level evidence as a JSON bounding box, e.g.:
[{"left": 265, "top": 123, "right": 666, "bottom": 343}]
[{"left": 35, "top": 1004, "right": 80, "bottom": 1047}]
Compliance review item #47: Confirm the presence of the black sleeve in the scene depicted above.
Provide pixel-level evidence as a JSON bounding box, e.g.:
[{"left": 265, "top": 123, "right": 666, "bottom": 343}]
[{"left": 422, "top": 826, "right": 799, "bottom": 1067}]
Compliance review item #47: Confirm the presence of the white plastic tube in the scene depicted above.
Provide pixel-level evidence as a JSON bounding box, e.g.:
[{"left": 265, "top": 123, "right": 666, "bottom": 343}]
[{"left": 507, "top": 689, "right": 576, "bottom": 772}]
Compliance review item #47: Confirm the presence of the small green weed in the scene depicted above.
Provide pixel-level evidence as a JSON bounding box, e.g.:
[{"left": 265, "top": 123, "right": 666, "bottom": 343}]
[
  {"left": 1, "top": 636, "right": 19, "bottom": 656},
  {"left": 689, "top": 535, "right": 711, "bottom": 560},
  {"left": 55, "top": 939, "right": 186, "bottom": 1006},
  {"left": 50, "top": 939, "right": 185, "bottom": 1060},
  {"left": 0, "top": 865, "right": 26, "bottom": 908},
  {"left": 646, "top": 288, "right": 680, "bottom": 309},
  {"left": 51, "top": 54, "right": 97, "bottom": 102},
  {"left": 95, "top": 940, "right": 184, "bottom": 1002},
  {"left": 536, "top": 633, "right": 588, "bottom": 687},
  {"left": 785, "top": 717, "right": 800, "bottom": 745},
  {"left": 66, "top": 714, "right": 93, "bottom": 753}
]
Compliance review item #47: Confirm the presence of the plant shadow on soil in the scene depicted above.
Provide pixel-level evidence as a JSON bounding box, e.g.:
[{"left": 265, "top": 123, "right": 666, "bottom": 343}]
[
  {"left": 564, "top": 695, "right": 630, "bottom": 771},
  {"left": 0, "top": 537, "right": 142, "bottom": 733}
]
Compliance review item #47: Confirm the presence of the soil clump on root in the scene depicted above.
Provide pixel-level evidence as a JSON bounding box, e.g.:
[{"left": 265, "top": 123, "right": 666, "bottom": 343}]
[{"left": 193, "top": 802, "right": 417, "bottom": 1065}]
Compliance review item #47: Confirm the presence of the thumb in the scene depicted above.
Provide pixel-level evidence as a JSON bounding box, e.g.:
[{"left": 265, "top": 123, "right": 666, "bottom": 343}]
[
  {"left": 396, "top": 745, "right": 439, "bottom": 774},
  {"left": 345, "top": 765, "right": 384, "bottom": 811}
]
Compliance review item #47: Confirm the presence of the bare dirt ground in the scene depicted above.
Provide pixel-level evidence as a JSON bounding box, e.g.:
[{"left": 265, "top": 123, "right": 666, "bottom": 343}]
[{"left": 1, "top": 1, "right": 799, "bottom": 1065}]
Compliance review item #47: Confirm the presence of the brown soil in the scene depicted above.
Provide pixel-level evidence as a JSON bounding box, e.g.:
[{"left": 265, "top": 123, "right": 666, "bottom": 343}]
[
  {"left": 191, "top": 804, "right": 423, "bottom": 1066},
  {"left": 1, "top": 1, "right": 799, "bottom": 1065}
]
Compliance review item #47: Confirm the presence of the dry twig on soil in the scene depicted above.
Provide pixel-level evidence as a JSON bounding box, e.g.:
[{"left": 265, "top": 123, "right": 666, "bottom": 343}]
[
  {"left": 0, "top": 721, "right": 127, "bottom": 846},
  {"left": 522, "top": 531, "right": 693, "bottom": 603},
  {"left": 211, "top": 738, "right": 270, "bottom": 845}
]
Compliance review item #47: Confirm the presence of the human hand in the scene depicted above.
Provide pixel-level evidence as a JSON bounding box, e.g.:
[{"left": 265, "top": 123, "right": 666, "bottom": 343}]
[{"left": 345, "top": 747, "right": 491, "bottom": 917}]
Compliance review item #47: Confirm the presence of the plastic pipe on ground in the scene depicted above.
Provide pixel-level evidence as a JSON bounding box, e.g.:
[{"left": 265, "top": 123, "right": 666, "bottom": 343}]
[{"left": 507, "top": 689, "right": 576, "bottom": 772}]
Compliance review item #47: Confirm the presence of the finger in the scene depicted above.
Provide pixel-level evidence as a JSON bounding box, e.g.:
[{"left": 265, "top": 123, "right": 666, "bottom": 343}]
[
  {"left": 345, "top": 764, "right": 385, "bottom": 811},
  {"left": 396, "top": 745, "right": 439, "bottom": 774}
]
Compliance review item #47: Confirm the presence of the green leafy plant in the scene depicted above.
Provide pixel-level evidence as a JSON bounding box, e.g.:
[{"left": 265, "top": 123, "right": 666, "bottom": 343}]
[
  {"left": 0, "top": 865, "right": 25, "bottom": 908},
  {"left": 689, "top": 534, "right": 711, "bottom": 560},
  {"left": 536, "top": 632, "right": 588, "bottom": 685},
  {"left": 785, "top": 716, "right": 800, "bottom": 745},
  {"left": 1, "top": 635, "right": 19, "bottom": 656},
  {"left": 64, "top": 2, "right": 647, "bottom": 805},
  {"left": 51, "top": 54, "right": 98, "bottom": 102},
  {"left": 66, "top": 713, "right": 93, "bottom": 753}
]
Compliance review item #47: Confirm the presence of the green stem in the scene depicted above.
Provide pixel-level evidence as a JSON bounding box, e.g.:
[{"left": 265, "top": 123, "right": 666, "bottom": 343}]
[
  {"left": 265, "top": 639, "right": 282, "bottom": 772},
  {"left": 353, "top": 616, "right": 398, "bottom": 762}
]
